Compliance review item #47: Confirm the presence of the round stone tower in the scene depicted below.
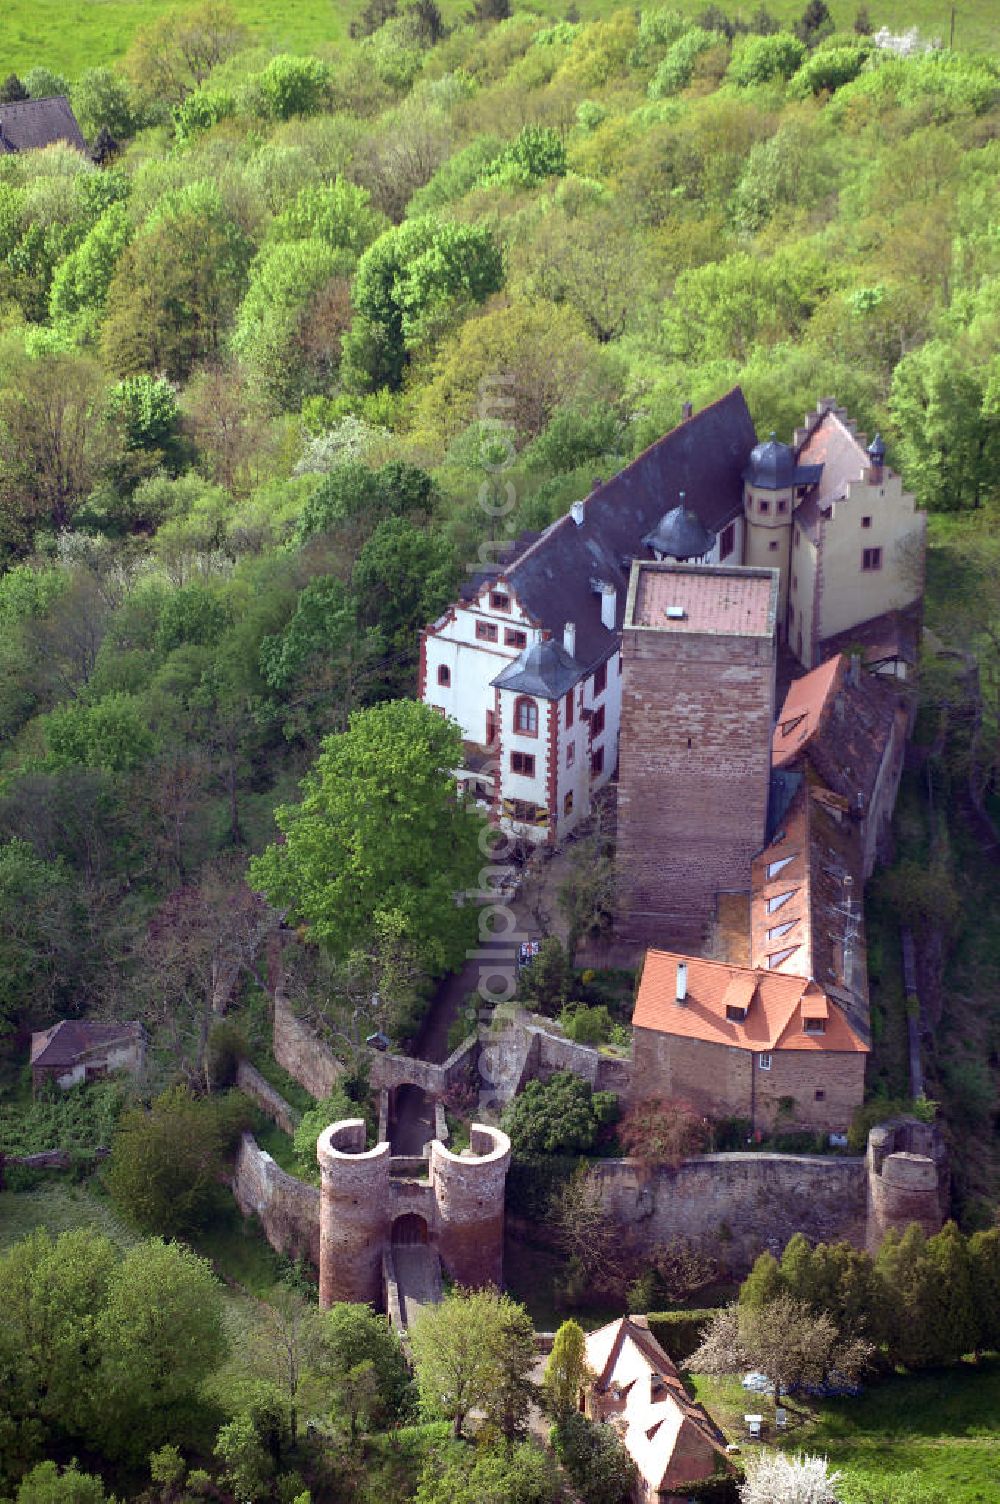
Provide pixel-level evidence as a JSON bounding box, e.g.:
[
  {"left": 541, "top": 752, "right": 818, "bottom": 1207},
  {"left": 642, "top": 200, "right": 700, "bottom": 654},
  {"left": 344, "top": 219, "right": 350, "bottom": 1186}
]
[
  {"left": 317, "top": 1120, "right": 391, "bottom": 1307},
  {"left": 430, "top": 1124, "right": 511, "bottom": 1288},
  {"left": 743, "top": 432, "right": 796, "bottom": 631},
  {"left": 865, "top": 1119, "right": 947, "bottom": 1252}
]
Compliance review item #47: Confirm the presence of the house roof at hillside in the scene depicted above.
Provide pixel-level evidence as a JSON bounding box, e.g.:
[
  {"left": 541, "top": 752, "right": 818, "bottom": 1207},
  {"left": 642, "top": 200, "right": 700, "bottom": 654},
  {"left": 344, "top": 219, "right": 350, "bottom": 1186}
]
[
  {"left": 492, "top": 637, "right": 583, "bottom": 699},
  {"left": 30, "top": 1019, "right": 143, "bottom": 1070},
  {"left": 479, "top": 388, "right": 758, "bottom": 671},
  {"left": 628, "top": 560, "right": 778, "bottom": 638},
  {"left": 773, "top": 654, "right": 905, "bottom": 813},
  {"left": 633, "top": 950, "right": 868, "bottom": 1055},
  {"left": 750, "top": 785, "right": 869, "bottom": 1030},
  {"left": 585, "top": 1317, "right": 730, "bottom": 1494},
  {"left": 772, "top": 656, "right": 846, "bottom": 767},
  {"left": 0, "top": 96, "right": 86, "bottom": 154}
]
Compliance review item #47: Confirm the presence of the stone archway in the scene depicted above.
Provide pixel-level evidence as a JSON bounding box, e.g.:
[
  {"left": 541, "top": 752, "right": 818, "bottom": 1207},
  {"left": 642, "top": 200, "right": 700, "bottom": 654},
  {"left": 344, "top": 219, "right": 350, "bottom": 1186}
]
[{"left": 391, "top": 1212, "right": 429, "bottom": 1246}]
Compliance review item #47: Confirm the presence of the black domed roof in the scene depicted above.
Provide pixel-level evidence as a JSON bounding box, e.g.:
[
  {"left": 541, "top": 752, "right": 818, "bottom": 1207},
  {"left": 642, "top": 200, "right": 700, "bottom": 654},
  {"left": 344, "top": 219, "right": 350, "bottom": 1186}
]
[
  {"left": 744, "top": 432, "right": 796, "bottom": 490},
  {"left": 642, "top": 504, "right": 715, "bottom": 561}
]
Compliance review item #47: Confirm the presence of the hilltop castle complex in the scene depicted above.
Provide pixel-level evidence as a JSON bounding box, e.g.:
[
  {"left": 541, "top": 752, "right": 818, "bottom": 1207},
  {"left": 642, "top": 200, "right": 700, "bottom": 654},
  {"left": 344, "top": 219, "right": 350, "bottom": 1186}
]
[{"left": 421, "top": 390, "right": 927, "bottom": 1140}]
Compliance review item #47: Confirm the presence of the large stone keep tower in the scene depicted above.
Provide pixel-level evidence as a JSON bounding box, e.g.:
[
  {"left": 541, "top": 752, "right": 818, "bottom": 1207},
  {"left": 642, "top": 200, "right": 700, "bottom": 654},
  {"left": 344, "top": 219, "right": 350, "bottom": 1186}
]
[
  {"left": 317, "top": 1119, "right": 511, "bottom": 1309},
  {"left": 616, "top": 561, "right": 779, "bottom": 951}
]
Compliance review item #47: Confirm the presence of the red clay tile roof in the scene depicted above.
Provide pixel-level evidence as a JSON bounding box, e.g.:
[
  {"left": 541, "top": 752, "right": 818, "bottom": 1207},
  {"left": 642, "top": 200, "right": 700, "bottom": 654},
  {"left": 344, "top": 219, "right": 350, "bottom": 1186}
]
[
  {"left": 772, "top": 656, "right": 845, "bottom": 768},
  {"left": 629, "top": 561, "right": 777, "bottom": 637},
  {"left": 773, "top": 654, "right": 905, "bottom": 814},
  {"left": 750, "top": 785, "right": 870, "bottom": 1036},
  {"left": 634, "top": 950, "right": 868, "bottom": 1054}
]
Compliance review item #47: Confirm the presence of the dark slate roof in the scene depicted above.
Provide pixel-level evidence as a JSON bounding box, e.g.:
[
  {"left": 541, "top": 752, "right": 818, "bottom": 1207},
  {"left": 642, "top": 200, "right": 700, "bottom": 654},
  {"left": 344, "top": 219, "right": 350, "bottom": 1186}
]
[
  {"left": 745, "top": 433, "right": 823, "bottom": 491},
  {"left": 492, "top": 638, "right": 583, "bottom": 699},
  {"left": 32, "top": 1019, "right": 143, "bottom": 1070},
  {"left": 499, "top": 388, "right": 757, "bottom": 671},
  {"left": 0, "top": 96, "right": 87, "bottom": 155},
  {"left": 642, "top": 504, "right": 715, "bottom": 560}
]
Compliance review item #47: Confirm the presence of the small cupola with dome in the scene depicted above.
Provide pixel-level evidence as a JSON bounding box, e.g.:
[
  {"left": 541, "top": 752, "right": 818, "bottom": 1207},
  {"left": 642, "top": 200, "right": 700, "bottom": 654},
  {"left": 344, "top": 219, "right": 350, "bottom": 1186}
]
[{"left": 642, "top": 493, "right": 715, "bottom": 564}]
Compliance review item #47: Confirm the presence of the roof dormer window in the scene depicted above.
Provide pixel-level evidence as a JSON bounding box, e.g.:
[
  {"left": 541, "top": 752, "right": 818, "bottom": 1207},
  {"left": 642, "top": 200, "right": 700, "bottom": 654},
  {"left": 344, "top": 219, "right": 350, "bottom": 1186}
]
[
  {"left": 490, "top": 590, "right": 510, "bottom": 612},
  {"left": 803, "top": 1017, "right": 826, "bottom": 1034}
]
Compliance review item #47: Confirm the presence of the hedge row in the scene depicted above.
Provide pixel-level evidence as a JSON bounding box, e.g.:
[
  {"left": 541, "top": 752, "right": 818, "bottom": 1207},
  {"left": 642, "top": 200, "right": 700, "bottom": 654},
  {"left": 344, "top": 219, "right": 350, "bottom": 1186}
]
[{"left": 645, "top": 1309, "right": 716, "bottom": 1365}]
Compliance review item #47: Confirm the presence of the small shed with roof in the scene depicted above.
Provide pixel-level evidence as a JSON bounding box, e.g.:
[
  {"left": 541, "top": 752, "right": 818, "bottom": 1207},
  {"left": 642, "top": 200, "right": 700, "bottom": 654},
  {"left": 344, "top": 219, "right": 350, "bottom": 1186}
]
[
  {"left": 30, "top": 1019, "right": 146, "bottom": 1092},
  {"left": 0, "top": 96, "right": 87, "bottom": 155}
]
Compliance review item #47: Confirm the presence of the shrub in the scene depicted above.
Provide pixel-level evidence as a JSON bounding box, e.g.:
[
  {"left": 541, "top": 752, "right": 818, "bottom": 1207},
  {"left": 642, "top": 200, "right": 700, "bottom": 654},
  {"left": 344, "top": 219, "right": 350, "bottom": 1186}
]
[
  {"left": 728, "top": 32, "right": 805, "bottom": 86},
  {"left": 789, "top": 42, "right": 868, "bottom": 96},
  {"left": 501, "top": 1072, "right": 617, "bottom": 1156},
  {"left": 559, "top": 1003, "right": 614, "bottom": 1045},
  {"left": 551, "top": 1411, "right": 637, "bottom": 1504},
  {"left": 648, "top": 27, "right": 719, "bottom": 99},
  {"left": 259, "top": 56, "right": 331, "bottom": 120},
  {"left": 618, "top": 1098, "right": 710, "bottom": 1167},
  {"left": 518, "top": 936, "right": 570, "bottom": 1015}
]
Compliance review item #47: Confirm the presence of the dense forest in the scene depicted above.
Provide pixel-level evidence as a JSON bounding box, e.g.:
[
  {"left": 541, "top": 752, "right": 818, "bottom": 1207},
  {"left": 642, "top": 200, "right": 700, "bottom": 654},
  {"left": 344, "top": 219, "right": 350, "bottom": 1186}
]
[{"left": 0, "top": 4, "right": 999, "bottom": 1178}]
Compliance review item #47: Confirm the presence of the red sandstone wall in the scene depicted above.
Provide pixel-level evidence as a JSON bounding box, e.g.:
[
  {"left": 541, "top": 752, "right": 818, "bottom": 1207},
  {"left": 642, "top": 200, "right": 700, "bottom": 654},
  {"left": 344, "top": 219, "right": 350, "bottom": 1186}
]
[
  {"left": 631, "top": 1028, "right": 865, "bottom": 1135},
  {"left": 232, "top": 1132, "right": 320, "bottom": 1267},
  {"left": 617, "top": 627, "right": 775, "bottom": 950}
]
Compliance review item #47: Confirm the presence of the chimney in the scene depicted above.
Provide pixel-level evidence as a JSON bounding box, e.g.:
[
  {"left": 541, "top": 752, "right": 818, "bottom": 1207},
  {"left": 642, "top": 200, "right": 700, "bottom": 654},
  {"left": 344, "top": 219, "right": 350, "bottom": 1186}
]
[
  {"left": 563, "top": 621, "right": 576, "bottom": 658},
  {"left": 600, "top": 583, "right": 616, "bottom": 631},
  {"left": 675, "top": 962, "right": 688, "bottom": 1004},
  {"left": 849, "top": 653, "right": 861, "bottom": 688},
  {"left": 571, "top": 500, "right": 585, "bottom": 527},
  {"left": 682, "top": 401, "right": 693, "bottom": 420}
]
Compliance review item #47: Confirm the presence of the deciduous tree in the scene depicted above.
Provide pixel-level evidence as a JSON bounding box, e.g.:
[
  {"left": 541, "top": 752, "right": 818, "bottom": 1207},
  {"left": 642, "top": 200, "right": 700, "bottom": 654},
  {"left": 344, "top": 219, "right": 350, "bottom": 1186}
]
[{"left": 249, "top": 700, "right": 482, "bottom": 975}]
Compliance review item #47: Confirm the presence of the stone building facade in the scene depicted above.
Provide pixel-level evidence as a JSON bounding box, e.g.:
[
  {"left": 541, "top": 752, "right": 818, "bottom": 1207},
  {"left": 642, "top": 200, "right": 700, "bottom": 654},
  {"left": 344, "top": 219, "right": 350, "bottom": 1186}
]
[{"left": 616, "top": 561, "right": 779, "bottom": 950}]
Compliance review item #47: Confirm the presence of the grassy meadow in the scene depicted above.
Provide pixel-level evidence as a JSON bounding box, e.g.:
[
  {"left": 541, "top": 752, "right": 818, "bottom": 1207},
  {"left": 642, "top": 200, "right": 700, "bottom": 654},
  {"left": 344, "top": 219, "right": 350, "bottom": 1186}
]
[
  {"left": 2, "top": 0, "right": 999, "bottom": 81},
  {"left": 693, "top": 1366, "right": 1000, "bottom": 1503}
]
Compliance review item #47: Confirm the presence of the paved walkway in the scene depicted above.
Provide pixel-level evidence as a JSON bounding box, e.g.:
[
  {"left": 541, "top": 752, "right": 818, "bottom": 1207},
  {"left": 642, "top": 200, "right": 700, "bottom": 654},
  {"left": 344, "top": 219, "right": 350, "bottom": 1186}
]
[
  {"left": 390, "top": 1083, "right": 435, "bottom": 1155},
  {"left": 392, "top": 1244, "right": 442, "bottom": 1329}
]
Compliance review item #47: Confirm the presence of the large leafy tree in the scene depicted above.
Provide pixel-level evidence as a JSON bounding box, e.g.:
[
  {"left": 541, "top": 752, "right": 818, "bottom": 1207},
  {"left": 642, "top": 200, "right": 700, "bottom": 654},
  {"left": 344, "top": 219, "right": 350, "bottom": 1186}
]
[
  {"left": 0, "top": 354, "right": 113, "bottom": 549},
  {"left": 106, "top": 1085, "right": 248, "bottom": 1236},
  {"left": 344, "top": 215, "right": 504, "bottom": 390},
  {"left": 409, "top": 1289, "right": 535, "bottom": 1439},
  {"left": 890, "top": 338, "right": 1000, "bottom": 511},
  {"left": 249, "top": 700, "right": 482, "bottom": 974}
]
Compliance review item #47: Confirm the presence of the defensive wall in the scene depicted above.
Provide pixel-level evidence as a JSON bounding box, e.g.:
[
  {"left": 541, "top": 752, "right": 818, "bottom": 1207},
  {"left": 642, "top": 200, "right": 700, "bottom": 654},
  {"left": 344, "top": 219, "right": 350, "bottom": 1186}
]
[
  {"left": 481, "top": 1010, "right": 631, "bottom": 1109},
  {"left": 232, "top": 1131, "right": 321, "bottom": 1268},
  {"left": 273, "top": 993, "right": 479, "bottom": 1102},
  {"left": 236, "top": 1058, "right": 301, "bottom": 1137},
  {"left": 250, "top": 1000, "right": 945, "bottom": 1285}
]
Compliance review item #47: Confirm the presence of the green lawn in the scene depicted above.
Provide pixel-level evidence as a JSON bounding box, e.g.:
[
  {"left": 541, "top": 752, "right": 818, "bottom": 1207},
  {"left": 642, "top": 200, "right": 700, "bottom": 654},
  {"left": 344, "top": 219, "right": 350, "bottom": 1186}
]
[
  {"left": 692, "top": 1364, "right": 1000, "bottom": 1503},
  {"left": 0, "top": 1180, "right": 138, "bottom": 1250},
  {"left": 2, "top": 0, "right": 999, "bottom": 82}
]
